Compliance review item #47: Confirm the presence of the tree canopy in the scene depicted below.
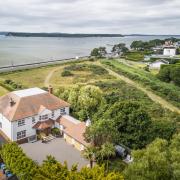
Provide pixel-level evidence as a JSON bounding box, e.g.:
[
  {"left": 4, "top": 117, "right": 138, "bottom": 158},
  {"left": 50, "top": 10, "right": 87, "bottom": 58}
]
[
  {"left": 57, "top": 85, "right": 104, "bottom": 120},
  {"left": 124, "top": 133, "right": 180, "bottom": 180},
  {"left": 157, "top": 64, "right": 180, "bottom": 87},
  {"left": 0, "top": 143, "right": 124, "bottom": 180},
  {"left": 102, "top": 101, "right": 152, "bottom": 149},
  {"left": 90, "top": 47, "right": 107, "bottom": 58},
  {"left": 111, "top": 43, "right": 129, "bottom": 55}
]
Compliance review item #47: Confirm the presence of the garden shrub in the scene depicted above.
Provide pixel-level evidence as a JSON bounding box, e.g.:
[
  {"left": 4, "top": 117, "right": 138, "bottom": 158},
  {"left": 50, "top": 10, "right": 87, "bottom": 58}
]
[{"left": 61, "top": 70, "right": 73, "bottom": 77}]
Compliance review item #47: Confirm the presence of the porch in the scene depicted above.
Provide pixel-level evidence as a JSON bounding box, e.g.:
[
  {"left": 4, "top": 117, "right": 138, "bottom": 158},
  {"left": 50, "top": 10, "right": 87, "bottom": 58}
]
[{"left": 33, "top": 119, "right": 55, "bottom": 136}]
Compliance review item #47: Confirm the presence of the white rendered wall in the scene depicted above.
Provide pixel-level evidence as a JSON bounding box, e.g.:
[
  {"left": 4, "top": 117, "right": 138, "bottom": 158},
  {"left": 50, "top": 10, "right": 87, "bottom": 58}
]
[
  {"left": 1, "top": 106, "right": 70, "bottom": 141},
  {"left": 12, "top": 116, "right": 37, "bottom": 141},
  {"left": 0, "top": 113, "right": 13, "bottom": 140},
  {"left": 163, "top": 48, "right": 176, "bottom": 56}
]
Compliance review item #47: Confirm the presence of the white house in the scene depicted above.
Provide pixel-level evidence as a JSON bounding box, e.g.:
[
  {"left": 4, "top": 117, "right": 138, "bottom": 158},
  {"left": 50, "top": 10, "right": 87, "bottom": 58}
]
[
  {"left": 163, "top": 41, "right": 177, "bottom": 57},
  {"left": 149, "top": 59, "right": 169, "bottom": 69},
  {"left": 0, "top": 87, "right": 89, "bottom": 151},
  {"left": 163, "top": 47, "right": 176, "bottom": 56}
]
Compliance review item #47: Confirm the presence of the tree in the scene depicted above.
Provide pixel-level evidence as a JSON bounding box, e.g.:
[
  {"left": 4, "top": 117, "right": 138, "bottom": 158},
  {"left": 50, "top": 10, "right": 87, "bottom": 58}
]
[
  {"left": 84, "top": 119, "right": 118, "bottom": 147},
  {"left": 130, "top": 41, "right": 145, "bottom": 50},
  {"left": 124, "top": 134, "right": 180, "bottom": 180},
  {"left": 98, "top": 142, "right": 115, "bottom": 171},
  {"left": 157, "top": 65, "right": 171, "bottom": 83},
  {"left": 34, "top": 156, "right": 124, "bottom": 179},
  {"left": 90, "top": 47, "right": 107, "bottom": 58},
  {"left": 157, "top": 64, "right": 180, "bottom": 86},
  {"left": 82, "top": 146, "right": 96, "bottom": 168},
  {"left": 103, "top": 101, "right": 153, "bottom": 149},
  {"left": 112, "top": 43, "right": 129, "bottom": 55},
  {"left": 170, "top": 66, "right": 180, "bottom": 86},
  {"left": 57, "top": 85, "right": 104, "bottom": 120},
  {"left": 90, "top": 48, "right": 100, "bottom": 57},
  {"left": 78, "top": 85, "right": 104, "bottom": 119}
]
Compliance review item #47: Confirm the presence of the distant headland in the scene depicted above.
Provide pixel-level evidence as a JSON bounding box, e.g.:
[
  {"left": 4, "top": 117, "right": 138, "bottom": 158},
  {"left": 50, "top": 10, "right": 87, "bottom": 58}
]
[{"left": 5, "top": 32, "right": 124, "bottom": 38}]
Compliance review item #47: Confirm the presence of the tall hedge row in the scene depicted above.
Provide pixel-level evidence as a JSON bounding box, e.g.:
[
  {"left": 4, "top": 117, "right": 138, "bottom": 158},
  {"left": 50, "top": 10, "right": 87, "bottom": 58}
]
[{"left": 0, "top": 143, "right": 38, "bottom": 180}]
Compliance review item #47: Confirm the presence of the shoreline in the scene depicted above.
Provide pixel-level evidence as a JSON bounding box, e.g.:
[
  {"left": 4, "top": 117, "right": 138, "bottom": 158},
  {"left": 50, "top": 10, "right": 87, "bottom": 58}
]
[{"left": 0, "top": 56, "right": 90, "bottom": 73}]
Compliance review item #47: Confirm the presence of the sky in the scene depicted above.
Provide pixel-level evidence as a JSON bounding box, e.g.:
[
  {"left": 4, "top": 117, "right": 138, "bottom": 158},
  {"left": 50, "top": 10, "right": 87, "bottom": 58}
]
[{"left": 0, "top": 0, "right": 180, "bottom": 34}]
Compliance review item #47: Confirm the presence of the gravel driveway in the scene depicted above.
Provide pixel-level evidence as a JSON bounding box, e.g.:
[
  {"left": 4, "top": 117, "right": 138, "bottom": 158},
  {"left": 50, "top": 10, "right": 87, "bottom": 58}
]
[{"left": 20, "top": 138, "right": 88, "bottom": 169}]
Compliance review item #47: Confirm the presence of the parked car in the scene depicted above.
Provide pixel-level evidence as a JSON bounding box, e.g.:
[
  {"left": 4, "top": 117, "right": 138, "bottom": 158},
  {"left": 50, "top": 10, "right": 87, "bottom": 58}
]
[
  {"left": 5, "top": 170, "right": 13, "bottom": 178},
  {"left": 115, "top": 145, "right": 133, "bottom": 163},
  {"left": 115, "top": 145, "right": 128, "bottom": 158}
]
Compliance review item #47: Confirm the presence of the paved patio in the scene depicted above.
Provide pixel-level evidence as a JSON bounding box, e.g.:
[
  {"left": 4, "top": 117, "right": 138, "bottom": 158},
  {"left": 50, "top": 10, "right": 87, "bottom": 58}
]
[{"left": 20, "top": 138, "right": 89, "bottom": 169}]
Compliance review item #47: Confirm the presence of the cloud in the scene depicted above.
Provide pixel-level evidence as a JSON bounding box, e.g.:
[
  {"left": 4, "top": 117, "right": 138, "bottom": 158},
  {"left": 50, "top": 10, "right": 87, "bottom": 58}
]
[{"left": 0, "top": 0, "right": 179, "bottom": 34}]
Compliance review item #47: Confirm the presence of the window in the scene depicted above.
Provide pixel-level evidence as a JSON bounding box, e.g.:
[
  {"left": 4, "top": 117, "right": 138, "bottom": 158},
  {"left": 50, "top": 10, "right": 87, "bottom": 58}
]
[
  {"left": 40, "top": 114, "right": 48, "bottom": 121},
  {"left": 32, "top": 117, "right": 36, "bottom": 124},
  {"left": 17, "top": 130, "right": 26, "bottom": 140},
  {"left": 52, "top": 110, "right": 54, "bottom": 117},
  {"left": 60, "top": 108, "right": 66, "bottom": 114},
  {"left": 18, "top": 119, "right": 25, "bottom": 127}
]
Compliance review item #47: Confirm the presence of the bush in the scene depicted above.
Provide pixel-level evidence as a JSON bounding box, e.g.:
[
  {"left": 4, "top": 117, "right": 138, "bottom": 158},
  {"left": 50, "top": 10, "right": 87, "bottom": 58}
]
[
  {"left": 64, "top": 64, "right": 108, "bottom": 75},
  {"left": 51, "top": 127, "right": 61, "bottom": 136},
  {"left": 4, "top": 79, "right": 12, "bottom": 84},
  {"left": 0, "top": 143, "right": 38, "bottom": 180},
  {"left": 61, "top": 70, "right": 73, "bottom": 77}
]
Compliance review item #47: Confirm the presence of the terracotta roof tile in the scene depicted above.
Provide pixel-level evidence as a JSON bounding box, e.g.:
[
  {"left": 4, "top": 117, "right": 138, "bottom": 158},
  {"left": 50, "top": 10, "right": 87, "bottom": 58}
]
[
  {"left": 0, "top": 89, "right": 70, "bottom": 121},
  {"left": 57, "top": 115, "right": 89, "bottom": 146},
  {"left": 33, "top": 119, "right": 54, "bottom": 130}
]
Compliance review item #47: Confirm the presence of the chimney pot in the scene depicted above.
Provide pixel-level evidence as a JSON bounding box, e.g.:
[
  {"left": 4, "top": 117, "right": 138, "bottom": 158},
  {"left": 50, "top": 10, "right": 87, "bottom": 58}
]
[
  {"left": 10, "top": 98, "right": 15, "bottom": 107},
  {"left": 48, "top": 85, "right": 53, "bottom": 94}
]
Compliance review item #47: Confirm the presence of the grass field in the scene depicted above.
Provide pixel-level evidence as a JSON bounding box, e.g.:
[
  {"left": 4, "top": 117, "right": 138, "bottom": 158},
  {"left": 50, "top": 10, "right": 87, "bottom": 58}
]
[
  {"left": 0, "top": 86, "right": 9, "bottom": 96},
  {"left": 0, "top": 61, "right": 115, "bottom": 91}
]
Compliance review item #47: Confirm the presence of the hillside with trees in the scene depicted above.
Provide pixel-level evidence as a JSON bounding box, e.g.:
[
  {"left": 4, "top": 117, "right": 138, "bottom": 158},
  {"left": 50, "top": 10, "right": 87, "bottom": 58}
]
[{"left": 157, "top": 64, "right": 180, "bottom": 86}]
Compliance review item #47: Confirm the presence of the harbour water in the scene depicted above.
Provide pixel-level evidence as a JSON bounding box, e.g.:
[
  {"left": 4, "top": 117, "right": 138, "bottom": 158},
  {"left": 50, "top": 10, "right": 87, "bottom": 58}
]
[{"left": 0, "top": 35, "right": 179, "bottom": 67}]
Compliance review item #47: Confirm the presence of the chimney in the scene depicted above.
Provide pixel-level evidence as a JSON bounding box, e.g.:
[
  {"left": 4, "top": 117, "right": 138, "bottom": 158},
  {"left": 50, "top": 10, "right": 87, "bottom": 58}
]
[
  {"left": 48, "top": 85, "right": 53, "bottom": 94},
  {"left": 10, "top": 98, "right": 15, "bottom": 107}
]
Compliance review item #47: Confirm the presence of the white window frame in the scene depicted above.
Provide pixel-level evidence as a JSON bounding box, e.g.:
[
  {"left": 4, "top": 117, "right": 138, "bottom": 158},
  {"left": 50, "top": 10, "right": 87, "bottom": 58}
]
[
  {"left": 60, "top": 108, "right": 66, "bottom": 114},
  {"left": 52, "top": 110, "right": 55, "bottom": 117},
  {"left": 18, "top": 119, "right": 25, "bottom": 127},
  {"left": 40, "top": 114, "right": 48, "bottom": 120},
  {"left": 32, "top": 117, "right": 36, "bottom": 124},
  {"left": 17, "top": 130, "right": 26, "bottom": 140}
]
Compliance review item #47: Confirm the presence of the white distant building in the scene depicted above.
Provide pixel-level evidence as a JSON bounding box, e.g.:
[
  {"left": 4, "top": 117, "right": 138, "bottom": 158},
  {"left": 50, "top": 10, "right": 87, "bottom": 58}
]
[
  {"left": 0, "top": 87, "right": 89, "bottom": 151},
  {"left": 163, "top": 41, "right": 177, "bottom": 57},
  {"left": 163, "top": 47, "right": 176, "bottom": 56},
  {"left": 149, "top": 59, "right": 169, "bottom": 69}
]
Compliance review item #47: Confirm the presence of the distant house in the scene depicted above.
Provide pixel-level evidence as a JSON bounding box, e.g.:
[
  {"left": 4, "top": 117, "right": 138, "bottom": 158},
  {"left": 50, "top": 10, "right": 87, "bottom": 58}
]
[
  {"left": 149, "top": 59, "right": 169, "bottom": 69},
  {"left": 163, "top": 41, "right": 177, "bottom": 57},
  {"left": 0, "top": 87, "right": 89, "bottom": 151}
]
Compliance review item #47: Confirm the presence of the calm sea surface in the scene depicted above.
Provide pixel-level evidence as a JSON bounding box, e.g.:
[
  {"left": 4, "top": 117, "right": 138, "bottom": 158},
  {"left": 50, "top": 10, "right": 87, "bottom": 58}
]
[{"left": 0, "top": 35, "right": 179, "bottom": 67}]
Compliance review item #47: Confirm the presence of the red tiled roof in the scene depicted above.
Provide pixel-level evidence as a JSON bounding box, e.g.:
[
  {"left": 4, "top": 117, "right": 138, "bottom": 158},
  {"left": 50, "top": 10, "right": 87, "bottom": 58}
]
[
  {"left": 0, "top": 91, "right": 70, "bottom": 121},
  {"left": 57, "top": 115, "right": 89, "bottom": 146},
  {"left": 33, "top": 119, "right": 54, "bottom": 130}
]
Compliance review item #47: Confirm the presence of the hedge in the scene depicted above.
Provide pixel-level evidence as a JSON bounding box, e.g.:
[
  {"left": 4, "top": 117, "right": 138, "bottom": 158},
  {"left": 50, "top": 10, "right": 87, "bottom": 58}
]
[{"left": 0, "top": 143, "right": 38, "bottom": 180}]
